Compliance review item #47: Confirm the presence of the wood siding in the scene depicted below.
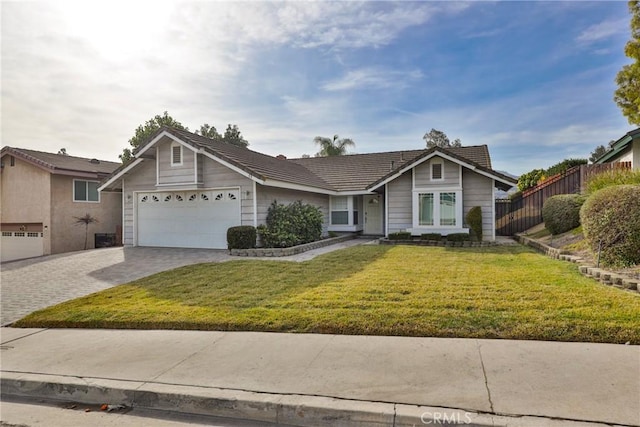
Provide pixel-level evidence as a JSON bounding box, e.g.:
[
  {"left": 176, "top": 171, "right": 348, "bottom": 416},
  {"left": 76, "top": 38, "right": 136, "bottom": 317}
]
[
  {"left": 122, "top": 159, "right": 156, "bottom": 245},
  {"left": 122, "top": 156, "right": 255, "bottom": 245},
  {"left": 201, "top": 157, "right": 254, "bottom": 226},
  {"left": 256, "top": 185, "right": 330, "bottom": 235},
  {"left": 157, "top": 139, "right": 196, "bottom": 185},
  {"left": 414, "top": 157, "right": 460, "bottom": 187},
  {"left": 387, "top": 171, "right": 412, "bottom": 233},
  {"left": 462, "top": 169, "right": 493, "bottom": 240}
]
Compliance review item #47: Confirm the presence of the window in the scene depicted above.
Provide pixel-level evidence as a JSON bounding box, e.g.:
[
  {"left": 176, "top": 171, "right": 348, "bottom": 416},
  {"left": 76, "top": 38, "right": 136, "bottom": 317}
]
[
  {"left": 414, "top": 190, "right": 462, "bottom": 228},
  {"left": 439, "top": 193, "right": 456, "bottom": 226},
  {"left": 353, "top": 202, "right": 359, "bottom": 225},
  {"left": 431, "top": 159, "right": 443, "bottom": 180},
  {"left": 418, "top": 193, "right": 434, "bottom": 226},
  {"left": 74, "top": 180, "right": 99, "bottom": 202},
  {"left": 331, "top": 196, "right": 349, "bottom": 225},
  {"left": 171, "top": 143, "right": 182, "bottom": 166}
]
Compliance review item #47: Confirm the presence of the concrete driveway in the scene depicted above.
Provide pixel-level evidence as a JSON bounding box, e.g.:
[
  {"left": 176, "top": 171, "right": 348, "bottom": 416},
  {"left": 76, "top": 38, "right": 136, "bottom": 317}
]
[
  {"left": 0, "top": 239, "right": 373, "bottom": 326},
  {"left": 0, "top": 247, "right": 234, "bottom": 326}
]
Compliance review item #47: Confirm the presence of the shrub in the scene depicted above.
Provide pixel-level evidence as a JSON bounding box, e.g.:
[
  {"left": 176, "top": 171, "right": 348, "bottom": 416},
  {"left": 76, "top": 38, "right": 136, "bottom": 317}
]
[
  {"left": 545, "top": 158, "right": 587, "bottom": 177},
  {"left": 584, "top": 168, "right": 640, "bottom": 195},
  {"left": 542, "top": 194, "right": 584, "bottom": 235},
  {"left": 446, "top": 233, "right": 470, "bottom": 242},
  {"left": 580, "top": 185, "right": 640, "bottom": 267},
  {"left": 517, "top": 169, "right": 546, "bottom": 191},
  {"left": 389, "top": 232, "right": 411, "bottom": 240},
  {"left": 420, "top": 233, "right": 442, "bottom": 241},
  {"left": 258, "top": 200, "right": 323, "bottom": 248},
  {"left": 227, "top": 226, "right": 257, "bottom": 250},
  {"left": 465, "top": 206, "right": 483, "bottom": 241}
]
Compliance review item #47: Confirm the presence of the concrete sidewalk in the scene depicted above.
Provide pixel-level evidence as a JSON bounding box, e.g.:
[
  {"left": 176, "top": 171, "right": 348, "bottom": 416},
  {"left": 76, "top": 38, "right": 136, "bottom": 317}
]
[{"left": 1, "top": 328, "right": 638, "bottom": 427}]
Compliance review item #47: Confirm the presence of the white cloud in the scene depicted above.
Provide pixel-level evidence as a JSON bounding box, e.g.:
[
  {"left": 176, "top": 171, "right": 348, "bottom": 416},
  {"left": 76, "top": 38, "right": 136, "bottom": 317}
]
[
  {"left": 576, "top": 18, "right": 627, "bottom": 44},
  {"left": 322, "top": 68, "right": 424, "bottom": 91}
]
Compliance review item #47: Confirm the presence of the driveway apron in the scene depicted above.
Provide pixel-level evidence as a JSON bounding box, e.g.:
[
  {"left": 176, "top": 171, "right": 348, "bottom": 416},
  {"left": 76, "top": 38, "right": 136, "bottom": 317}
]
[
  {"left": 0, "top": 247, "right": 232, "bottom": 326},
  {"left": 0, "top": 239, "right": 373, "bottom": 326}
]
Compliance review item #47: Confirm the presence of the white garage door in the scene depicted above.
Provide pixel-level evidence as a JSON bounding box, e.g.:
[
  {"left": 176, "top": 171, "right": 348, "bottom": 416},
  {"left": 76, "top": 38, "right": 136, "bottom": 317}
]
[
  {"left": 1, "top": 231, "right": 44, "bottom": 262},
  {"left": 136, "top": 189, "right": 241, "bottom": 249}
]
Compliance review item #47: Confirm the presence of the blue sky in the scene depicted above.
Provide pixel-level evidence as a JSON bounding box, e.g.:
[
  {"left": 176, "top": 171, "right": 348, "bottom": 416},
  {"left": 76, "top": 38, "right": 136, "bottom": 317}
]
[{"left": 2, "top": 1, "right": 636, "bottom": 175}]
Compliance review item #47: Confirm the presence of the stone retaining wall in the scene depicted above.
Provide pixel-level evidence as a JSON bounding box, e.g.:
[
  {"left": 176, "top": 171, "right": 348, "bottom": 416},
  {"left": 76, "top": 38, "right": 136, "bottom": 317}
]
[
  {"left": 380, "top": 240, "right": 497, "bottom": 248},
  {"left": 516, "top": 234, "right": 639, "bottom": 293},
  {"left": 230, "top": 234, "right": 356, "bottom": 257}
]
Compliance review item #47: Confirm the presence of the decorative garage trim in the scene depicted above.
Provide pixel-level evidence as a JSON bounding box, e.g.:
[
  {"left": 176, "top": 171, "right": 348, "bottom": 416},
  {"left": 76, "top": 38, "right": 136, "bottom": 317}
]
[{"left": 134, "top": 187, "right": 241, "bottom": 249}]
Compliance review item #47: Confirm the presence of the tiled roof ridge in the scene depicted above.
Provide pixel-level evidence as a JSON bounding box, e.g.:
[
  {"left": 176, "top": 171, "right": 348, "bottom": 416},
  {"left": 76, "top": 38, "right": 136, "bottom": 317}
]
[
  {"left": 288, "top": 144, "right": 489, "bottom": 160},
  {"left": 161, "top": 127, "right": 336, "bottom": 191},
  {"left": 5, "top": 146, "right": 120, "bottom": 167},
  {"left": 2, "top": 146, "right": 56, "bottom": 170}
]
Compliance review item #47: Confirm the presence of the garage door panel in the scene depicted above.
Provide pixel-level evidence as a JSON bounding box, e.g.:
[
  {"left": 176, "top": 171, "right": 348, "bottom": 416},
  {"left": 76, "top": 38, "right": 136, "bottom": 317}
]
[
  {"left": 1, "top": 231, "right": 44, "bottom": 262},
  {"left": 136, "top": 190, "right": 240, "bottom": 249}
]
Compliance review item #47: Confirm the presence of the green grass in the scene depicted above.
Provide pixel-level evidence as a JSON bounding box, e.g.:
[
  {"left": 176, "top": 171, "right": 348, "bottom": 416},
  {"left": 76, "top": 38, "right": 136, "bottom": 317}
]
[{"left": 15, "top": 245, "right": 640, "bottom": 343}]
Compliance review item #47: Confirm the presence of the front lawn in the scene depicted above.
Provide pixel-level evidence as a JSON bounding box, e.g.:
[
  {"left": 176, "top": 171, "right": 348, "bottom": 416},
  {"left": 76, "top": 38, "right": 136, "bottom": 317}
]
[{"left": 15, "top": 245, "right": 640, "bottom": 343}]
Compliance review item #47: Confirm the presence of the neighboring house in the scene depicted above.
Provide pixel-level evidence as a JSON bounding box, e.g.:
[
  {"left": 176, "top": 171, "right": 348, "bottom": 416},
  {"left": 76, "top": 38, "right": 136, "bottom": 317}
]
[
  {"left": 99, "top": 126, "right": 516, "bottom": 249},
  {"left": 0, "top": 147, "right": 122, "bottom": 262},
  {"left": 595, "top": 127, "right": 640, "bottom": 169}
]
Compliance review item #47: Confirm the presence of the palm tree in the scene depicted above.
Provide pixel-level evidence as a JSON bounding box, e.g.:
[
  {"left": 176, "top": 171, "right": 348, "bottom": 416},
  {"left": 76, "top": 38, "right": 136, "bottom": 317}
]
[
  {"left": 313, "top": 135, "right": 355, "bottom": 157},
  {"left": 74, "top": 213, "right": 99, "bottom": 250}
]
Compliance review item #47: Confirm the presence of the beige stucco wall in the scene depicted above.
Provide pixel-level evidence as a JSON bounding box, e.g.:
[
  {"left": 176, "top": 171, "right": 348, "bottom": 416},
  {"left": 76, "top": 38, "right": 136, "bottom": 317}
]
[
  {"left": 49, "top": 174, "right": 122, "bottom": 254},
  {"left": 0, "top": 154, "right": 52, "bottom": 254}
]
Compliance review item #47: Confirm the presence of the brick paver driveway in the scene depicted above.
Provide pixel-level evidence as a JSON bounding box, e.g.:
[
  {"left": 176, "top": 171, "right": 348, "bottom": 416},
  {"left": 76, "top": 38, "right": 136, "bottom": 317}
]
[
  {"left": 0, "top": 239, "right": 373, "bottom": 326},
  {"left": 0, "top": 247, "right": 233, "bottom": 326}
]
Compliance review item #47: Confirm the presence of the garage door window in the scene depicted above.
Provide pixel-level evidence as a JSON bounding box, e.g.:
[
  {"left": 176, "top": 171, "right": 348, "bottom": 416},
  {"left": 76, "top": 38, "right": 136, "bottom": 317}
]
[{"left": 74, "top": 180, "right": 99, "bottom": 202}]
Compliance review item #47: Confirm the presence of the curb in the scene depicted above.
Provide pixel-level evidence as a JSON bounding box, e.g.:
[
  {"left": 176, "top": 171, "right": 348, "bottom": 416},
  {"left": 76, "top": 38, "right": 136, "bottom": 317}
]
[{"left": 0, "top": 372, "right": 618, "bottom": 427}]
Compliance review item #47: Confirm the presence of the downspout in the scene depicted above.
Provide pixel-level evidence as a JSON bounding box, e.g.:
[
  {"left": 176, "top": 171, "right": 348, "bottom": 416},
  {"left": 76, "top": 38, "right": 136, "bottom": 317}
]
[
  {"left": 252, "top": 181, "right": 258, "bottom": 227},
  {"left": 385, "top": 183, "right": 389, "bottom": 237},
  {"left": 492, "top": 180, "right": 496, "bottom": 241}
]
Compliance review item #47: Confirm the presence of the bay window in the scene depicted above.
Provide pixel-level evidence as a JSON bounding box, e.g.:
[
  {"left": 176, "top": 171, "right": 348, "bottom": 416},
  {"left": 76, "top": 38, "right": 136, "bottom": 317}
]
[{"left": 413, "top": 190, "right": 463, "bottom": 229}]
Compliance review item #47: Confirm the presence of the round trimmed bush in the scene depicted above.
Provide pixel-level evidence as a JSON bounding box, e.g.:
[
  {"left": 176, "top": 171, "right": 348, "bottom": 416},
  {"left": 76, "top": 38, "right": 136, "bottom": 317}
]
[
  {"left": 542, "top": 194, "right": 584, "bottom": 235},
  {"left": 227, "top": 225, "right": 257, "bottom": 250},
  {"left": 580, "top": 185, "right": 640, "bottom": 267}
]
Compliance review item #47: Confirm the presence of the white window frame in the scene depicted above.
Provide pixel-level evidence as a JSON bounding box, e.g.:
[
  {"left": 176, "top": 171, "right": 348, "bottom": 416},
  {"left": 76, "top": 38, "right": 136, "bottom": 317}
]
[
  {"left": 412, "top": 189, "right": 463, "bottom": 230},
  {"left": 73, "top": 179, "right": 100, "bottom": 203},
  {"left": 431, "top": 158, "right": 444, "bottom": 181},
  {"left": 330, "top": 196, "right": 350, "bottom": 225},
  {"left": 171, "top": 142, "right": 183, "bottom": 166}
]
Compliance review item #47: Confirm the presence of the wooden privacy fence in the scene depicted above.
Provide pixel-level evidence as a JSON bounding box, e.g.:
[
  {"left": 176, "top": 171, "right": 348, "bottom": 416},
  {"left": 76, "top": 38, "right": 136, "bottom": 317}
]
[{"left": 495, "top": 162, "right": 631, "bottom": 236}]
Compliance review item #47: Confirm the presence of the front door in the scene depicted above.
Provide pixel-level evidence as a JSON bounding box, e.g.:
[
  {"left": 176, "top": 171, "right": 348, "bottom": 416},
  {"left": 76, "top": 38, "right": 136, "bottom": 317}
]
[{"left": 364, "top": 195, "right": 383, "bottom": 235}]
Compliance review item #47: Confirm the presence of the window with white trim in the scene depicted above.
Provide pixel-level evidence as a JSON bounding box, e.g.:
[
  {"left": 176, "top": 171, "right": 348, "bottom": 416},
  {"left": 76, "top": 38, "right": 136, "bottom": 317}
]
[
  {"left": 171, "top": 143, "right": 182, "bottom": 166},
  {"left": 414, "top": 190, "right": 462, "bottom": 228},
  {"left": 74, "top": 180, "right": 99, "bottom": 202},
  {"left": 331, "top": 196, "right": 349, "bottom": 225},
  {"left": 431, "top": 159, "right": 443, "bottom": 180}
]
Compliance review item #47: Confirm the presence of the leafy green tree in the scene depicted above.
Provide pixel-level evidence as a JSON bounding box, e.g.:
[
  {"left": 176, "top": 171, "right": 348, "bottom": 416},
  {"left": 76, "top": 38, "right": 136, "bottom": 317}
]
[
  {"left": 589, "top": 145, "right": 608, "bottom": 163},
  {"left": 120, "top": 114, "right": 251, "bottom": 163},
  {"left": 222, "top": 124, "right": 249, "bottom": 148},
  {"left": 314, "top": 134, "right": 355, "bottom": 156},
  {"left": 589, "top": 140, "right": 616, "bottom": 163},
  {"left": 614, "top": 1, "right": 640, "bottom": 125},
  {"left": 197, "top": 123, "right": 222, "bottom": 140},
  {"left": 120, "top": 112, "right": 186, "bottom": 162},
  {"left": 517, "top": 169, "right": 546, "bottom": 192},
  {"left": 57, "top": 148, "right": 68, "bottom": 156},
  {"left": 423, "top": 128, "right": 462, "bottom": 148}
]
